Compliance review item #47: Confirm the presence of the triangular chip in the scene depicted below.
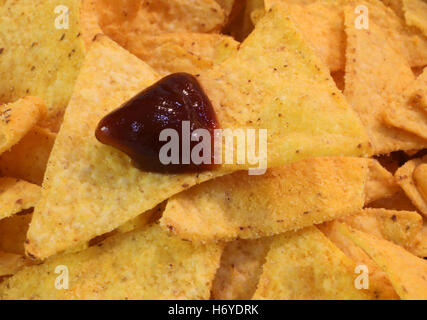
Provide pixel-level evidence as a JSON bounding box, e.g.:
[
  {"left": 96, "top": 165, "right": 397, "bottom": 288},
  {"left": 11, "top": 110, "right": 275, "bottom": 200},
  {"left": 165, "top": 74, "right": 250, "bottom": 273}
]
[
  {"left": 339, "top": 208, "right": 423, "bottom": 248},
  {"left": 408, "top": 220, "right": 427, "bottom": 258},
  {"left": 344, "top": 1, "right": 427, "bottom": 154},
  {"left": 26, "top": 35, "right": 223, "bottom": 259},
  {"left": 0, "top": 0, "right": 85, "bottom": 131},
  {"left": 383, "top": 67, "right": 427, "bottom": 141},
  {"left": 0, "top": 126, "right": 56, "bottom": 185},
  {"left": 0, "top": 178, "right": 40, "bottom": 221},
  {"left": 266, "top": 0, "right": 346, "bottom": 72},
  {"left": 0, "top": 97, "right": 46, "bottom": 155},
  {"left": 414, "top": 163, "right": 427, "bottom": 202},
  {"left": 211, "top": 238, "right": 272, "bottom": 300},
  {"left": 28, "top": 4, "right": 371, "bottom": 259},
  {"left": 200, "top": 4, "right": 371, "bottom": 170},
  {"left": 319, "top": 221, "right": 399, "bottom": 300},
  {"left": 1, "top": 225, "right": 223, "bottom": 299},
  {"left": 338, "top": 223, "right": 427, "bottom": 300},
  {"left": 161, "top": 157, "right": 368, "bottom": 241},
  {"left": 395, "top": 155, "right": 427, "bottom": 216},
  {"left": 252, "top": 227, "right": 374, "bottom": 300},
  {"left": 365, "top": 159, "right": 400, "bottom": 204}
]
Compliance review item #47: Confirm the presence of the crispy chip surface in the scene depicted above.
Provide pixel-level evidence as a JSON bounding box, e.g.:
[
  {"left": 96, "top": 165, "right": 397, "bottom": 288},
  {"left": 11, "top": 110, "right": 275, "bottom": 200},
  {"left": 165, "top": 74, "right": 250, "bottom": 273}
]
[
  {"left": 0, "top": 97, "right": 46, "bottom": 155},
  {"left": 338, "top": 223, "right": 427, "bottom": 300},
  {"left": 344, "top": 2, "right": 427, "bottom": 154},
  {"left": 253, "top": 227, "right": 373, "bottom": 300},
  {"left": 383, "top": 68, "right": 427, "bottom": 141},
  {"left": 0, "top": 126, "right": 56, "bottom": 185},
  {"left": 365, "top": 159, "right": 400, "bottom": 204},
  {"left": 161, "top": 157, "right": 368, "bottom": 241},
  {"left": 339, "top": 208, "right": 423, "bottom": 248},
  {"left": 395, "top": 156, "right": 427, "bottom": 216},
  {"left": 414, "top": 163, "right": 427, "bottom": 202},
  {"left": 211, "top": 238, "right": 272, "bottom": 300},
  {"left": 402, "top": 0, "right": 427, "bottom": 36},
  {"left": 319, "top": 221, "right": 399, "bottom": 299},
  {"left": 26, "top": 35, "right": 223, "bottom": 259},
  {"left": 0, "top": 0, "right": 85, "bottom": 131},
  {"left": 1, "top": 225, "right": 223, "bottom": 300},
  {"left": 200, "top": 4, "right": 371, "bottom": 169},
  {"left": 0, "top": 178, "right": 40, "bottom": 221}
]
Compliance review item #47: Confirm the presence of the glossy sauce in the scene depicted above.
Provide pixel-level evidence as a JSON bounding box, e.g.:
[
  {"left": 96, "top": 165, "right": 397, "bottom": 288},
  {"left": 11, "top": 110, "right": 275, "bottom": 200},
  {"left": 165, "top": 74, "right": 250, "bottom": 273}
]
[{"left": 95, "top": 73, "right": 219, "bottom": 173}]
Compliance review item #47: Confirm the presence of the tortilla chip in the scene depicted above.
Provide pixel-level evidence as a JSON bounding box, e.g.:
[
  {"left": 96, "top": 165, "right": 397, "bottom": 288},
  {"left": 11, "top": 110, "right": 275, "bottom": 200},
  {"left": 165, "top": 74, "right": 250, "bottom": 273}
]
[
  {"left": 0, "top": 126, "right": 56, "bottom": 186},
  {"left": 365, "top": 159, "right": 400, "bottom": 204},
  {"left": 25, "top": 35, "right": 224, "bottom": 259},
  {"left": 28, "top": 4, "right": 371, "bottom": 259},
  {"left": 381, "top": 0, "right": 404, "bottom": 18},
  {"left": 0, "top": 97, "right": 46, "bottom": 155},
  {"left": 211, "top": 237, "right": 272, "bottom": 300},
  {"left": 395, "top": 156, "right": 427, "bottom": 216},
  {"left": 383, "top": 68, "right": 427, "bottom": 141},
  {"left": 0, "top": 252, "right": 25, "bottom": 278},
  {"left": 0, "top": 178, "right": 40, "bottom": 221},
  {"left": 339, "top": 208, "right": 423, "bottom": 248},
  {"left": 271, "top": 1, "right": 345, "bottom": 72},
  {"left": 414, "top": 163, "right": 427, "bottom": 202},
  {"left": 80, "top": 0, "right": 103, "bottom": 50},
  {"left": 0, "top": 213, "right": 32, "bottom": 255},
  {"left": 1, "top": 224, "right": 222, "bottom": 299},
  {"left": 0, "top": 0, "right": 85, "bottom": 131},
  {"left": 115, "top": 32, "right": 239, "bottom": 76},
  {"left": 200, "top": 4, "right": 371, "bottom": 170},
  {"left": 408, "top": 219, "right": 427, "bottom": 258},
  {"left": 402, "top": 0, "right": 427, "bottom": 36},
  {"left": 161, "top": 157, "right": 368, "bottom": 241},
  {"left": 319, "top": 221, "right": 399, "bottom": 300},
  {"left": 99, "top": 0, "right": 226, "bottom": 43},
  {"left": 344, "top": 2, "right": 427, "bottom": 154},
  {"left": 253, "top": 227, "right": 373, "bottom": 300},
  {"left": 338, "top": 223, "right": 427, "bottom": 300}
]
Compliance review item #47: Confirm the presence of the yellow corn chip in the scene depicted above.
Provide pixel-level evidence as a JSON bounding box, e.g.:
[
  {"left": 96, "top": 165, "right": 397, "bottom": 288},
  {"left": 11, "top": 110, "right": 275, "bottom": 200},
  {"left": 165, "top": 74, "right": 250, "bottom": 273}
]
[
  {"left": 161, "top": 158, "right": 368, "bottom": 241},
  {"left": 383, "top": 67, "right": 427, "bottom": 140},
  {"left": 0, "top": 97, "right": 46, "bottom": 155},
  {"left": 0, "top": 213, "right": 32, "bottom": 255},
  {"left": 402, "top": 0, "right": 427, "bottom": 36},
  {"left": 25, "top": 35, "right": 223, "bottom": 259},
  {"left": 0, "top": 252, "right": 25, "bottom": 278},
  {"left": 0, "top": 126, "right": 56, "bottom": 185},
  {"left": 381, "top": 0, "right": 404, "bottom": 18},
  {"left": 339, "top": 208, "right": 423, "bottom": 248},
  {"left": 116, "top": 33, "right": 239, "bottom": 76},
  {"left": 200, "top": 4, "right": 371, "bottom": 170},
  {"left": 344, "top": 2, "right": 427, "bottom": 154},
  {"left": 319, "top": 221, "right": 399, "bottom": 300},
  {"left": 269, "top": 0, "right": 345, "bottom": 72},
  {"left": 414, "top": 163, "right": 427, "bottom": 202},
  {"left": 99, "top": 0, "right": 226, "bottom": 43},
  {"left": 80, "top": 0, "right": 103, "bottom": 50},
  {"left": 338, "top": 223, "right": 427, "bottom": 300},
  {"left": 211, "top": 238, "right": 272, "bottom": 300},
  {"left": 28, "top": 4, "right": 371, "bottom": 259},
  {"left": 253, "top": 227, "right": 374, "bottom": 300},
  {"left": 0, "top": 0, "right": 85, "bottom": 131},
  {"left": 408, "top": 219, "right": 427, "bottom": 258},
  {"left": 1, "top": 225, "right": 222, "bottom": 299},
  {"left": 395, "top": 156, "right": 427, "bottom": 216},
  {"left": 0, "top": 178, "right": 40, "bottom": 221},
  {"left": 365, "top": 159, "right": 400, "bottom": 204}
]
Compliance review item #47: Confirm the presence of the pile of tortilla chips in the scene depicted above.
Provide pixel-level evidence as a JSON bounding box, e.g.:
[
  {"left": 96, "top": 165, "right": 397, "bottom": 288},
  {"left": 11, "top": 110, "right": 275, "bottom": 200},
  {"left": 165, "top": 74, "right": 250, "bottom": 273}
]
[{"left": 0, "top": 0, "right": 426, "bottom": 300}]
